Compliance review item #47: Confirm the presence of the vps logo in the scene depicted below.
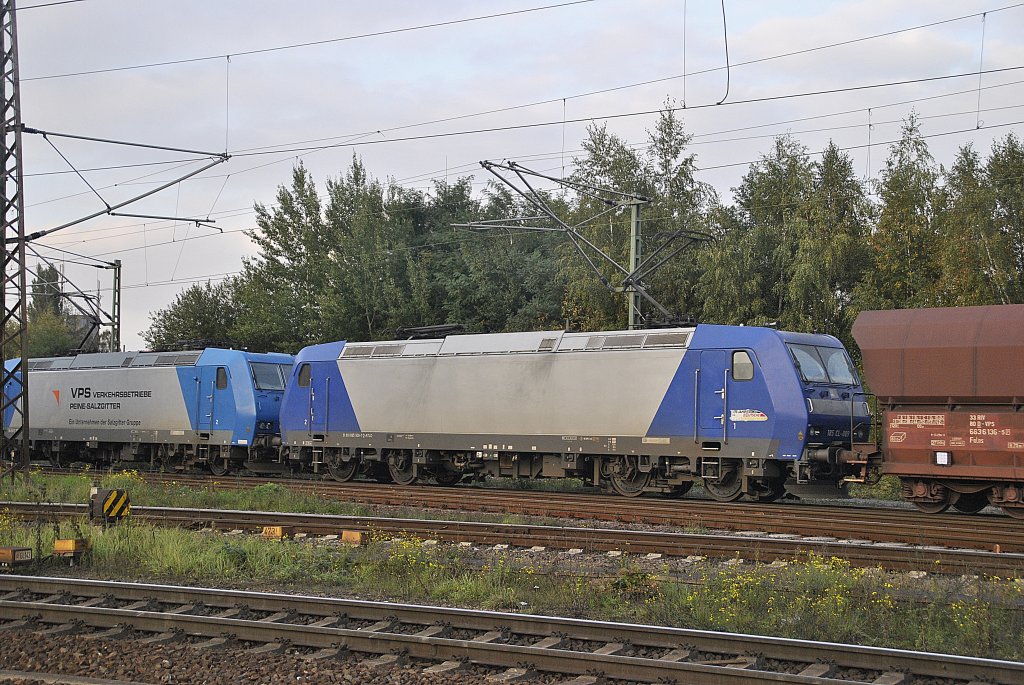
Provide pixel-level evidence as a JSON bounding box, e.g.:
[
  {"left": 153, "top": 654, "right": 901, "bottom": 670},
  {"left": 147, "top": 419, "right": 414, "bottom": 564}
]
[
  {"left": 52, "top": 389, "right": 60, "bottom": 406},
  {"left": 71, "top": 387, "right": 91, "bottom": 399}
]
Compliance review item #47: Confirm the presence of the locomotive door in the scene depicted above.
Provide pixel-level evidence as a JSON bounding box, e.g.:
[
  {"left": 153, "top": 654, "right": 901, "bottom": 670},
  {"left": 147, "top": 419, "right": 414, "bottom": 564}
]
[
  {"left": 197, "top": 367, "right": 230, "bottom": 435},
  {"left": 308, "top": 364, "right": 329, "bottom": 437},
  {"left": 697, "top": 350, "right": 729, "bottom": 440}
]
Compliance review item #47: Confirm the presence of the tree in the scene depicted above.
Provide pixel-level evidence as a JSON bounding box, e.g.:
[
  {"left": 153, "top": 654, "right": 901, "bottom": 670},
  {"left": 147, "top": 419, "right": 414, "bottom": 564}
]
[
  {"left": 787, "top": 142, "right": 871, "bottom": 342},
  {"left": 562, "top": 103, "right": 718, "bottom": 330},
  {"left": 701, "top": 135, "right": 815, "bottom": 327},
  {"left": 987, "top": 133, "right": 1024, "bottom": 301},
  {"left": 28, "top": 264, "right": 67, "bottom": 320},
  {"left": 231, "top": 163, "right": 330, "bottom": 352},
  {"left": 26, "top": 309, "right": 74, "bottom": 358},
  {"left": 856, "top": 115, "right": 939, "bottom": 310},
  {"left": 930, "top": 144, "right": 1007, "bottom": 305},
  {"left": 142, "top": 280, "right": 238, "bottom": 350}
]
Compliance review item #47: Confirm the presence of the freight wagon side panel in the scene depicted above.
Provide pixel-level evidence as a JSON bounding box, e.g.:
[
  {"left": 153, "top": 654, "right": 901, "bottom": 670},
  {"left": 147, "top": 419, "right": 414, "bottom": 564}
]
[
  {"left": 853, "top": 305, "right": 1024, "bottom": 483},
  {"left": 880, "top": 409, "right": 1024, "bottom": 481}
]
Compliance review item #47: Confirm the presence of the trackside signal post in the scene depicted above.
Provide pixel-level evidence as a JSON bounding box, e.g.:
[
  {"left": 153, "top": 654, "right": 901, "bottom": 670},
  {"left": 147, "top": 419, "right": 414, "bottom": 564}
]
[{"left": 1, "top": 0, "right": 29, "bottom": 484}]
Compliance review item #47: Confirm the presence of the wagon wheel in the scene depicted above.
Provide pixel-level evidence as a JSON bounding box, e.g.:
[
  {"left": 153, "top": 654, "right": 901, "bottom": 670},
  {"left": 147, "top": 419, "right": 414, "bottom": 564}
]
[
  {"left": 911, "top": 490, "right": 958, "bottom": 514},
  {"left": 664, "top": 481, "right": 694, "bottom": 498},
  {"left": 952, "top": 490, "right": 990, "bottom": 514},
  {"left": 1001, "top": 505, "right": 1024, "bottom": 519},
  {"left": 434, "top": 466, "right": 462, "bottom": 487},
  {"left": 703, "top": 466, "right": 744, "bottom": 502},
  {"left": 750, "top": 477, "right": 787, "bottom": 503},
  {"left": 608, "top": 456, "right": 651, "bottom": 498},
  {"left": 907, "top": 480, "right": 958, "bottom": 514},
  {"left": 387, "top": 450, "right": 418, "bottom": 486}
]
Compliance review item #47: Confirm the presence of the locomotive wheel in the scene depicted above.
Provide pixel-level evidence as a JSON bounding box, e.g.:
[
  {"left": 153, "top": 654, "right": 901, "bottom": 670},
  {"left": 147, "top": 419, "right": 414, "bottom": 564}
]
[
  {"left": 608, "top": 456, "right": 651, "bottom": 497},
  {"left": 434, "top": 467, "right": 462, "bottom": 486},
  {"left": 703, "top": 469, "right": 743, "bottom": 502},
  {"left": 387, "top": 451, "right": 418, "bottom": 486},
  {"left": 952, "top": 490, "right": 990, "bottom": 514},
  {"left": 750, "top": 477, "right": 786, "bottom": 503},
  {"left": 209, "top": 459, "right": 230, "bottom": 477},
  {"left": 327, "top": 457, "right": 359, "bottom": 483},
  {"left": 664, "top": 481, "right": 695, "bottom": 498}
]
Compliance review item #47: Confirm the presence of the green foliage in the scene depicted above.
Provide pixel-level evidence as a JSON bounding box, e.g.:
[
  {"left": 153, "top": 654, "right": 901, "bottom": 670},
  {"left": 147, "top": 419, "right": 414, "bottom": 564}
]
[
  {"left": 142, "top": 280, "right": 237, "bottom": 350},
  {"left": 25, "top": 308, "right": 75, "bottom": 358},
  {"left": 857, "top": 115, "right": 940, "bottom": 310},
  {"left": 4, "top": 264, "right": 78, "bottom": 358},
  {"left": 144, "top": 114, "right": 1024, "bottom": 348}
]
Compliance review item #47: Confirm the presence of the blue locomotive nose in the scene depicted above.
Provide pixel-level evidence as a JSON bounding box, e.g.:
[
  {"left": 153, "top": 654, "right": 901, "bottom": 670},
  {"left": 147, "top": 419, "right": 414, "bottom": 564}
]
[{"left": 785, "top": 341, "right": 870, "bottom": 447}]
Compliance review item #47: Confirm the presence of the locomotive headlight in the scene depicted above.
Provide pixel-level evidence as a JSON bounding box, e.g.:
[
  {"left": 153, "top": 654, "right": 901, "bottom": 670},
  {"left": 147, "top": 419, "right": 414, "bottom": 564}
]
[
  {"left": 257, "top": 421, "right": 274, "bottom": 431},
  {"left": 808, "top": 426, "right": 823, "bottom": 438}
]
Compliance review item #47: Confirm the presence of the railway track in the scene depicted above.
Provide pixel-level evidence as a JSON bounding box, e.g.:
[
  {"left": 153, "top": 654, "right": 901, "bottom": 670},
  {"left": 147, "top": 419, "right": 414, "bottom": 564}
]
[
  {"left": 5, "top": 502, "right": 1024, "bottom": 576},
  {"left": 2, "top": 575, "right": 1022, "bottom": 684},
  {"left": 56, "top": 469, "right": 1024, "bottom": 553}
]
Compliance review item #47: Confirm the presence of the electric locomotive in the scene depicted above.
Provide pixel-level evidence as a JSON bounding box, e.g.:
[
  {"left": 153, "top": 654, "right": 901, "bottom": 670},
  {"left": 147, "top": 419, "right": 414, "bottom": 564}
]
[
  {"left": 280, "top": 324, "right": 870, "bottom": 500},
  {"left": 3, "top": 348, "right": 293, "bottom": 474}
]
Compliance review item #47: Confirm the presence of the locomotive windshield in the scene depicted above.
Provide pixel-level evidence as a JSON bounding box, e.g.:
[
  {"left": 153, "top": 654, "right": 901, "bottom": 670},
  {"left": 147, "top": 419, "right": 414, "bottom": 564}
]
[
  {"left": 250, "top": 362, "right": 289, "bottom": 390},
  {"left": 787, "top": 344, "right": 859, "bottom": 385}
]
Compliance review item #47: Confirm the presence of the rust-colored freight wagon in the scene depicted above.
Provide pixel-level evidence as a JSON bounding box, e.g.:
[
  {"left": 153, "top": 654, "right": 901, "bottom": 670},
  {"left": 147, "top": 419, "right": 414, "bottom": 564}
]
[{"left": 853, "top": 305, "right": 1024, "bottom": 517}]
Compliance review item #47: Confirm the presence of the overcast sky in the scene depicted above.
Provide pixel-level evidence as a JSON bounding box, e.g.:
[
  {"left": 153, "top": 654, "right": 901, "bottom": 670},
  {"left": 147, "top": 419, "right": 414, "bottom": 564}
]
[{"left": 12, "top": 0, "right": 1024, "bottom": 350}]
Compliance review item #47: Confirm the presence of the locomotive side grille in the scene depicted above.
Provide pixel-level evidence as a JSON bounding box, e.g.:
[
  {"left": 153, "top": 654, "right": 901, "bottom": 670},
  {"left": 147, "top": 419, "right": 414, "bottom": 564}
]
[
  {"left": 585, "top": 336, "right": 606, "bottom": 350},
  {"left": 602, "top": 334, "right": 646, "bottom": 348},
  {"left": 371, "top": 344, "right": 406, "bottom": 357},
  {"left": 643, "top": 332, "right": 691, "bottom": 347},
  {"left": 120, "top": 358, "right": 134, "bottom": 367},
  {"left": 154, "top": 355, "right": 179, "bottom": 366},
  {"left": 340, "top": 346, "right": 373, "bottom": 358},
  {"left": 174, "top": 352, "right": 202, "bottom": 366}
]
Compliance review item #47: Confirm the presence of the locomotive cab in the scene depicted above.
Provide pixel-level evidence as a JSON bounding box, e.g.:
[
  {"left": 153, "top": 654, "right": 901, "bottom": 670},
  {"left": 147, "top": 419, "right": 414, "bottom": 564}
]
[{"left": 781, "top": 336, "right": 872, "bottom": 487}]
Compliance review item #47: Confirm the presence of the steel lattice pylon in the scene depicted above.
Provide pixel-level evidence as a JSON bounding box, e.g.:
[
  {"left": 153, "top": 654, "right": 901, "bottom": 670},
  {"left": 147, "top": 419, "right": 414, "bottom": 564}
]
[{"left": 1, "top": 0, "right": 29, "bottom": 482}]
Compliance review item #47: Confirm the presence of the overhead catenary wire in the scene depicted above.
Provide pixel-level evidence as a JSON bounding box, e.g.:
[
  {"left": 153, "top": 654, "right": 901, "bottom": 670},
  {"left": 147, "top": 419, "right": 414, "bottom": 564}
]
[
  {"left": 36, "top": 97, "right": 1024, "bottom": 252},
  {"left": 223, "top": 66, "right": 1024, "bottom": 161},
  {"left": 21, "top": 0, "right": 601, "bottom": 81}
]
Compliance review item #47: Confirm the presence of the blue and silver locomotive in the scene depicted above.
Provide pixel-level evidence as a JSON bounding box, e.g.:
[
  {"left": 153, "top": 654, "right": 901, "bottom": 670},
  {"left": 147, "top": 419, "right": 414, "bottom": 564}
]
[
  {"left": 3, "top": 348, "right": 293, "bottom": 474},
  {"left": 280, "top": 324, "right": 870, "bottom": 500}
]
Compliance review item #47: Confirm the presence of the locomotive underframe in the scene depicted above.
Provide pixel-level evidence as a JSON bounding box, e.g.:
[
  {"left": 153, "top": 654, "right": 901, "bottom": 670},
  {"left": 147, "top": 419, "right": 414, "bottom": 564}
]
[
  {"left": 288, "top": 430, "right": 853, "bottom": 501},
  {"left": 26, "top": 432, "right": 282, "bottom": 475}
]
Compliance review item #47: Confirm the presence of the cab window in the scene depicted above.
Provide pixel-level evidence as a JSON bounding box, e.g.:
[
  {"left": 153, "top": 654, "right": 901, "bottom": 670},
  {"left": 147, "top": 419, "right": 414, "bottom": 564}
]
[
  {"left": 297, "top": 363, "right": 311, "bottom": 388},
  {"left": 818, "top": 347, "right": 857, "bottom": 385},
  {"left": 787, "top": 344, "right": 828, "bottom": 383},
  {"left": 732, "top": 350, "right": 754, "bottom": 381},
  {"left": 250, "top": 362, "right": 286, "bottom": 390},
  {"left": 787, "top": 343, "right": 859, "bottom": 384},
  {"left": 215, "top": 367, "right": 228, "bottom": 390}
]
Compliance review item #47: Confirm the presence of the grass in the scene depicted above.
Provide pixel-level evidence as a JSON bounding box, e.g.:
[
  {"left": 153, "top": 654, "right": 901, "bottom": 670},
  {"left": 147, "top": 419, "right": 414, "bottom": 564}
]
[
  {"left": 0, "top": 470, "right": 570, "bottom": 528},
  {"left": 2, "top": 470, "right": 1018, "bottom": 660},
  {"left": 1, "top": 511, "right": 1022, "bottom": 661},
  {"left": 848, "top": 474, "right": 903, "bottom": 501}
]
